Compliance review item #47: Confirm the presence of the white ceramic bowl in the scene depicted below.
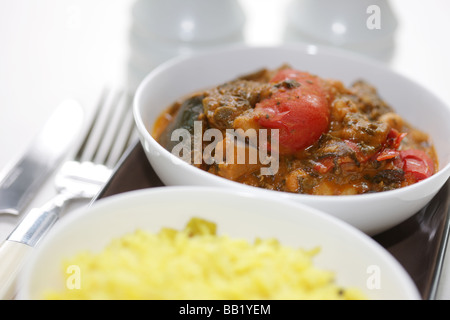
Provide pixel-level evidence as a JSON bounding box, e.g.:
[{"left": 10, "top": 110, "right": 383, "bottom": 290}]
[
  {"left": 133, "top": 44, "right": 450, "bottom": 235},
  {"left": 18, "top": 187, "right": 420, "bottom": 300}
]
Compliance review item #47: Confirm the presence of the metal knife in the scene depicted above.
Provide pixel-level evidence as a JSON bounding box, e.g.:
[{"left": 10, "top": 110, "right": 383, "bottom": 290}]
[
  {"left": 0, "top": 100, "right": 84, "bottom": 216},
  {"left": 0, "top": 99, "right": 83, "bottom": 300}
]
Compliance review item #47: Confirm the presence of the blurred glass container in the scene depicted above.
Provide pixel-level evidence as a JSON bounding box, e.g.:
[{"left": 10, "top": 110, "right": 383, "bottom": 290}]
[
  {"left": 127, "top": 0, "right": 246, "bottom": 91},
  {"left": 284, "top": 0, "right": 398, "bottom": 62}
]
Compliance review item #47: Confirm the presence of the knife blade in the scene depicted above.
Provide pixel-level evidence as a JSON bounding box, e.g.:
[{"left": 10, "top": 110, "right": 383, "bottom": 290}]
[{"left": 0, "top": 99, "right": 84, "bottom": 216}]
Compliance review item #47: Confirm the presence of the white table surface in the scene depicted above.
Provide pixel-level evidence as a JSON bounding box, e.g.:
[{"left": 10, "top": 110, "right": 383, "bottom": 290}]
[{"left": 0, "top": 0, "right": 449, "bottom": 299}]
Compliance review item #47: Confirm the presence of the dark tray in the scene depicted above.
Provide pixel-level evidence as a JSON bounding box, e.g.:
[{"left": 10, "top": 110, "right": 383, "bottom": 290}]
[{"left": 94, "top": 141, "right": 450, "bottom": 300}]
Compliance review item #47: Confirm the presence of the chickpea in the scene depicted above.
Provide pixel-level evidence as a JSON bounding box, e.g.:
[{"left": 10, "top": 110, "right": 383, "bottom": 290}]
[
  {"left": 379, "top": 112, "right": 404, "bottom": 131},
  {"left": 285, "top": 168, "right": 308, "bottom": 193},
  {"left": 340, "top": 185, "right": 358, "bottom": 195},
  {"left": 312, "top": 181, "right": 335, "bottom": 195}
]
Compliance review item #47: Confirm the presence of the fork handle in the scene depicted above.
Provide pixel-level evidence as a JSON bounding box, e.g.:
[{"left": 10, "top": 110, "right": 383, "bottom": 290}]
[
  {"left": 7, "top": 195, "right": 65, "bottom": 246},
  {"left": 0, "top": 193, "right": 69, "bottom": 300},
  {"left": 0, "top": 240, "right": 34, "bottom": 299}
]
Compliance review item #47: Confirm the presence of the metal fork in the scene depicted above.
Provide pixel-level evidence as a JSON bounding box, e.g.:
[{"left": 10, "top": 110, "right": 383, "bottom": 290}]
[{"left": 0, "top": 88, "right": 137, "bottom": 299}]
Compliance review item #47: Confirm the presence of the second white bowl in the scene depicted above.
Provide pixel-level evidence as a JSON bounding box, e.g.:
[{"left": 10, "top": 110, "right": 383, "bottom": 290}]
[{"left": 18, "top": 187, "right": 420, "bottom": 300}]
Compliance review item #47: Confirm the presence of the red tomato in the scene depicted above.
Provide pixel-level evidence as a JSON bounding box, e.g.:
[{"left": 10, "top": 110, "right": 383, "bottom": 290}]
[
  {"left": 389, "top": 129, "right": 407, "bottom": 149},
  {"left": 400, "top": 149, "right": 435, "bottom": 181},
  {"left": 376, "top": 149, "right": 399, "bottom": 161},
  {"left": 255, "top": 69, "right": 330, "bottom": 154},
  {"left": 313, "top": 157, "right": 335, "bottom": 174}
]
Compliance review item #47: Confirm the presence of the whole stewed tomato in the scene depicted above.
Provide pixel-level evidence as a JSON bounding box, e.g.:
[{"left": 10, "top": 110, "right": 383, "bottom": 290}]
[{"left": 255, "top": 69, "right": 331, "bottom": 154}]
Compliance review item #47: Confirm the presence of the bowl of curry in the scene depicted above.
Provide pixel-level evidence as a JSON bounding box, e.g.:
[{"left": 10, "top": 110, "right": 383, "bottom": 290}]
[{"left": 133, "top": 44, "right": 450, "bottom": 235}]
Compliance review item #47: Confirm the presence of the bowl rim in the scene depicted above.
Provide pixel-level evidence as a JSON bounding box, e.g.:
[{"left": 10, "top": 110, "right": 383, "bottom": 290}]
[
  {"left": 133, "top": 43, "right": 450, "bottom": 203},
  {"left": 18, "top": 186, "right": 422, "bottom": 300}
]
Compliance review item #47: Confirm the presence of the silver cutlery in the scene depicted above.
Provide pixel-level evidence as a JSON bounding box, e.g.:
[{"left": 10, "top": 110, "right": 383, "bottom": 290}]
[
  {"left": 0, "top": 100, "right": 84, "bottom": 216},
  {"left": 0, "top": 88, "right": 137, "bottom": 299}
]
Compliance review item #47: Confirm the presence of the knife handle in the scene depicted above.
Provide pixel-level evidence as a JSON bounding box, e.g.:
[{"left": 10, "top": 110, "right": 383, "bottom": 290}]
[
  {"left": 0, "top": 240, "right": 33, "bottom": 300},
  {"left": 0, "top": 194, "right": 68, "bottom": 300}
]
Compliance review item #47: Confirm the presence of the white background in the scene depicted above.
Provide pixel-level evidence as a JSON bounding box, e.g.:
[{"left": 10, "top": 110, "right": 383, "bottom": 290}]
[{"left": 0, "top": 0, "right": 449, "bottom": 299}]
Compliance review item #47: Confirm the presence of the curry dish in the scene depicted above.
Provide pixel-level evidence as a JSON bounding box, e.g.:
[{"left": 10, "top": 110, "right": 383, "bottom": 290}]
[{"left": 153, "top": 66, "right": 438, "bottom": 195}]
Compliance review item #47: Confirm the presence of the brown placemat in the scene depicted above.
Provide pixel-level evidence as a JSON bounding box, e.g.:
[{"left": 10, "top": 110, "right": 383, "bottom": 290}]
[{"left": 94, "top": 141, "right": 450, "bottom": 300}]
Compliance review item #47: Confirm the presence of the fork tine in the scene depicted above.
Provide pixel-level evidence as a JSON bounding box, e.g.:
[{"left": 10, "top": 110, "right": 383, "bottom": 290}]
[
  {"left": 74, "top": 88, "right": 109, "bottom": 162},
  {"left": 73, "top": 88, "right": 136, "bottom": 168},
  {"left": 103, "top": 92, "right": 137, "bottom": 168},
  {"left": 89, "top": 89, "right": 122, "bottom": 165}
]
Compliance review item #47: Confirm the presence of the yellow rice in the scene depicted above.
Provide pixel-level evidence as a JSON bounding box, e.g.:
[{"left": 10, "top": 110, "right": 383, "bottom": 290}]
[{"left": 44, "top": 217, "right": 365, "bottom": 300}]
